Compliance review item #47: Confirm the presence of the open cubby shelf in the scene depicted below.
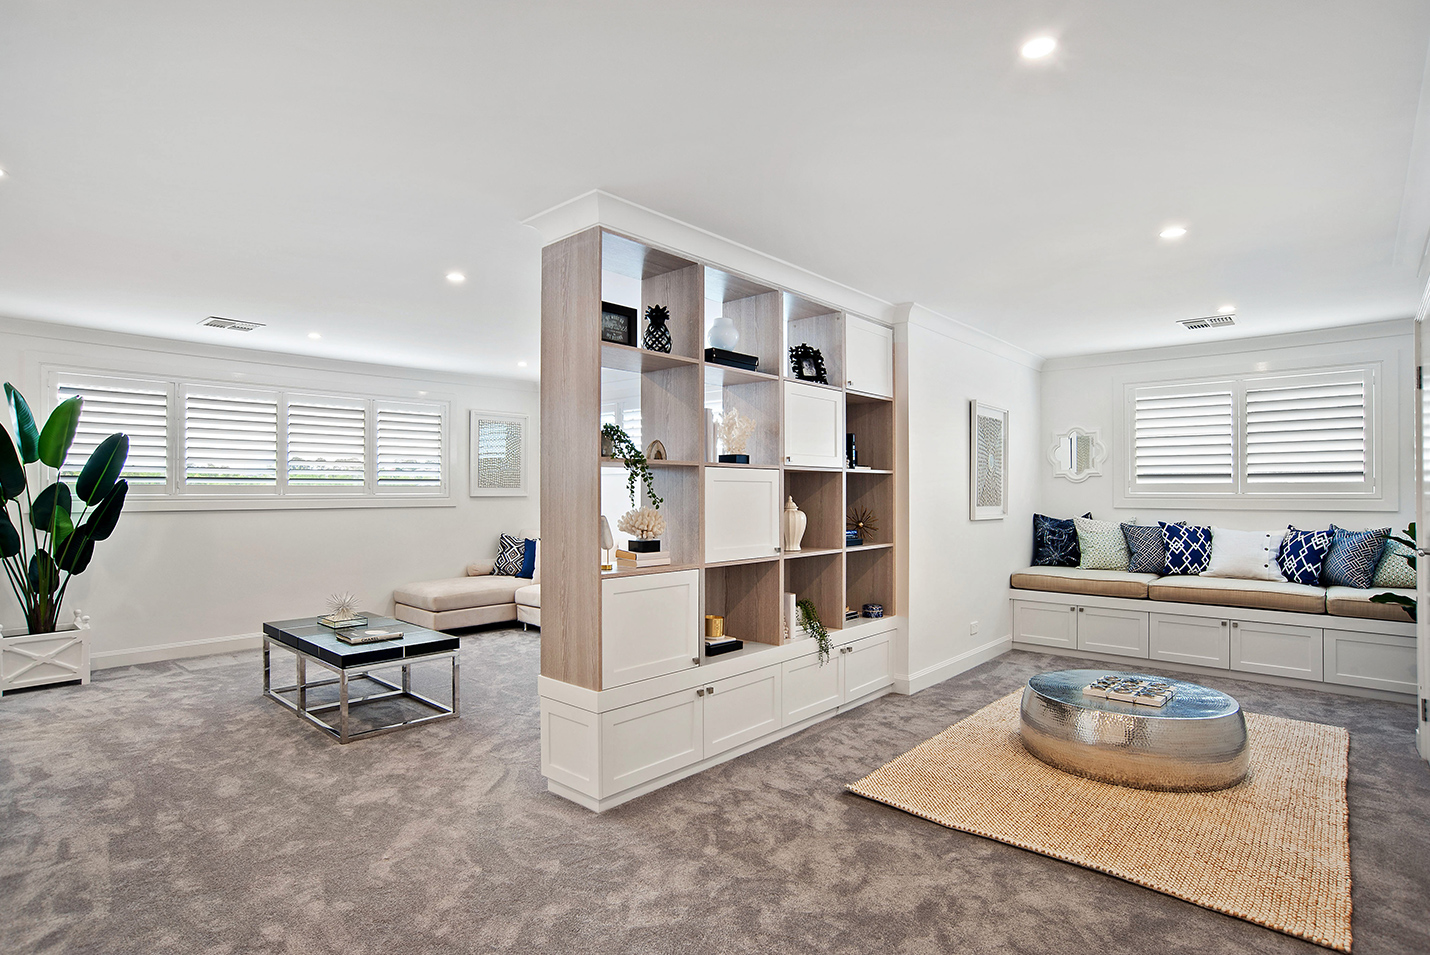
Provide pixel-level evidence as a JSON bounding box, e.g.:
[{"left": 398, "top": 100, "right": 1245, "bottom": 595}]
[
  {"left": 600, "top": 342, "right": 699, "bottom": 373},
  {"left": 785, "top": 469, "right": 844, "bottom": 552},
  {"left": 785, "top": 551, "right": 845, "bottom": 638},
  {"left": 845, "top": 397, "right": 893, "bottom": 472},
  {"left": 705, "top": 560, "right": 782, "bottom": 646},
  {"left": 846, "top": 545, "right": 893, "bottom": 618}
]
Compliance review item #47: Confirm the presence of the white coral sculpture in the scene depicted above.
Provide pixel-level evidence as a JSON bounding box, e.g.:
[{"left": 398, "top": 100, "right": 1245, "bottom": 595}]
[
  {"left": 327, "top": 592, "right": 359, "bottom": 621},
  {"left": 618, "top": 506, "right": 667, "bottom": 540},
  {"left": 716, "top": 408, "right": 756, "bottom": 455}
]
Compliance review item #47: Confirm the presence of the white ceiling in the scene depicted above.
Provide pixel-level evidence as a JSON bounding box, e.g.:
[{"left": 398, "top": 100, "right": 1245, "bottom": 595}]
[{"left": 2, "top": 1, "right": 1428, "bottom": 378}]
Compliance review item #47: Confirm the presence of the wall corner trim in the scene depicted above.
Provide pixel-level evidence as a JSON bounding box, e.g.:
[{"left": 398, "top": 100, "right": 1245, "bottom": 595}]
[
  {"left": 894, "top": 635, "right": 1013, "bottom": 695},
  {"left": 893, "top": 304, "right": 1045, "bottom": 371}
]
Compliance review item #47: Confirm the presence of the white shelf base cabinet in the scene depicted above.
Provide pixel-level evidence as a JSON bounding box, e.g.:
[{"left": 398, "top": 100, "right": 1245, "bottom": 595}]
[
  {"left": 1012, "top": 593, "right": 1414, "bottom": 700},
  {"left": 601, "top": 570, "right": 701, "bottom": 689},
  {"left": 783, "top": 381, "right": 845, "bottom": 468},
  {"left": 704, "top": 469, "right": 782, "bottom": 563},
  {"left": 540, "top": 624, "right": 898, "bottom": 812}
]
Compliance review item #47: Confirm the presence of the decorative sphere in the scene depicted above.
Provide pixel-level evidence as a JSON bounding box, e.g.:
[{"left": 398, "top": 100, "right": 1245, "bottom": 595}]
[{"left": 708, "top": 316, "right": 740, "bottom": 351}]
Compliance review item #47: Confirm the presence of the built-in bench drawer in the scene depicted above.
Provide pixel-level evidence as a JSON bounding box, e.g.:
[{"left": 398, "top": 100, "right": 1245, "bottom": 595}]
[
  {"left": 1013, "top": 600, "right": 1077, "bottom": 650},
  {"left": 1323, "top": 629, "right": 1416, "bottom": 694},
  {"left": 1076, "top": 605, "right": 1148, "bottom": 658},
  {"left": 1230, "top": 620, "right": 1322, "bottom": 681},
  {"left": 1149, "top": 613, "right": 1230, "bottom": 669}
]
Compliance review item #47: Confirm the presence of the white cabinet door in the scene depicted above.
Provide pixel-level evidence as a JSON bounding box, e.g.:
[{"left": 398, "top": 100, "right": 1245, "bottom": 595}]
[
  {"left": 1323, "top": 629, "right": 1417, "bottom": 694},
  {"left": 783, "top": 380, "right": 845, "bottom": 468},
  {"left": 1230, "top": 620, "right": 1323, "bottom": 681},
  {"left": 844, "top": 315, "right": 893, "bottom": 398},
  {"left": 600, "top": 688, "right": 703, "bottom": 794},
  {"left": 704, "top": 468, "right": 782, "bottom": 562},
  {"left": 1075, "top": 605, "right": 1148, "bottom": 658},
  {"left": 843, "top": 630, "right": 895, "bottom": 701},
  {"left": 702, "top": 666, "right": 783, "bottom": 757},
  {"left": 1149, "top": 613, "right": 1230, "bottom": 669},
  {"left": 601, "top": 570, "right": 700, "bottom": 688},
  {"left": 782, "top": 651, "right": 842, "bottom": 724},
  {"left": 1013, "top": 601, "right": 1078, "bottom": 650}
]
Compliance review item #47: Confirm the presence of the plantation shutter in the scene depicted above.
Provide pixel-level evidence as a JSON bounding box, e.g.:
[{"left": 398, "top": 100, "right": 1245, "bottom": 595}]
[
  {"left": 376, "top": 402, "right": 444, "bottom": 490},
  {"left": 183, "top": 388, "right": 279, "bottom": 486},
  {"left": 1131, "top": 384, "right": 1235, "bottom": 487},
  {"left": 1245, "top": 371, "right": 1367, "bottom": 488},
  {"left": 286, "top": 395, "right": 366, "bottom": 488},
  {"left": 57, "top": 375, "right": 170, "bottom": 488}
]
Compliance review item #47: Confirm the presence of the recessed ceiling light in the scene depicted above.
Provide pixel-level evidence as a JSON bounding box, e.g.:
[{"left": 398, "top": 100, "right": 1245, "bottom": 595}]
[
  {"left": 446, "top": 271, "right": 466, "bottom": 284},
  {"left": 1159, "top": 226, "right": 1187, "bottom": 239},
  {"left": 1021, "top": 36, "right": 1057, "bottom": 59},
  {"left": 308, "top": 332, "right": 322, "bottom": 340},
  {"left": 1217, "top": 304, "right": 1236, "bottom": 315},
  {"left": 518, "top": 361, "right": 528, "bottom": 368},
  {"left": 0, "top": 168, "right": 7, "bottom": 179}
]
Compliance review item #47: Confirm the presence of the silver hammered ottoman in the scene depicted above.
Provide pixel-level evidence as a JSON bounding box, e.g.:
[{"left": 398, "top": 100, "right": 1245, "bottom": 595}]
[{"left": 1019, "top": 669, "right": 1250, "bottom": 792}]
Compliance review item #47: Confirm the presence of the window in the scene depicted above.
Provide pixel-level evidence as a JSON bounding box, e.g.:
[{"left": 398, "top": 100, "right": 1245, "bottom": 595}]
[
  {"left": 1122, "top": 364, "right": 1380, "bottom": 506},
  {"left": 52, "top": 371, "right": 448, "bottom": 507}
]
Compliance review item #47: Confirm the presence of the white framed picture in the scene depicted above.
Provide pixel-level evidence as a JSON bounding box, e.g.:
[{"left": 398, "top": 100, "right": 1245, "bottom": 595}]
[
  {"left": 469, "top": 410, "right": 528, "bottom": 497},
  {"left": 970, "top": 400, "right": 1008, "bottom": 521}
]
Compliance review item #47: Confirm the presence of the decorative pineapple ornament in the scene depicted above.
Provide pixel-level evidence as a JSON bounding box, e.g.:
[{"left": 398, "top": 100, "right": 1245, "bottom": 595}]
[{"left": 643, "top": 304, "right": 672, "bottom": 353}]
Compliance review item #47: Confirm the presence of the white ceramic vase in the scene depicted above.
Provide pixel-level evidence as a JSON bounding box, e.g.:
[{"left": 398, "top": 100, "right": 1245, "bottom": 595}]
[
  {"left": 783, "top": 496, "right": 807, "bottom": 552},
  {"left": 708, "top": 316, "right": 740, "bottom": 351}
]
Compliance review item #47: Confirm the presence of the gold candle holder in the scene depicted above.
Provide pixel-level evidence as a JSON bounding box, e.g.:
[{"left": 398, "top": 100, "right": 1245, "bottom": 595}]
[{"left": 704, "top": 614, "right": 725, "bottom": 640}]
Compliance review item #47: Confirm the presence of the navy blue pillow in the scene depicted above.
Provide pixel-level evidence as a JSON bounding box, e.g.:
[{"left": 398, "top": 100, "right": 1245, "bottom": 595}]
[
  {"left": 1322, "top": 525, "right": 1388, "bottom": 589},
  {"left": 1279, "top": 526, "right": 1332, "bottom": 586},
  {"left": 516, "top": 539, "right": 538, "bottom": 579},
  {"left": 1032, "top": 513, "right": 1091, "bottom": 567},
  {"left": 1160, "top": 522, "right": 1212, "bottom": 576},
  {"left": 1121, "top": 523, "right": 1168, "bottom": 574}
]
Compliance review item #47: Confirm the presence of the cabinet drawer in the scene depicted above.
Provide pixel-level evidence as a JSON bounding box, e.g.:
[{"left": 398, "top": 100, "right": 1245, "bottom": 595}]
[
  {"left": 703, "top": 666, "right": 782, "bottom": 757},
  {"left": 782, "top": 652, "right": 842, "bottom": 724},
  {"left": 1323, "top": 629, "right": 1416, "bottom": 694},
  {"left": 1230, "top": 620, "right": 1323, "bottom": 681},
  {"left": 601, "top": 570, "right": 700, "bottom": 688},
  {"left": 1076, "top": 605, "right": 1148, "bottom": 658},
  {"left": 844, "top": 630, "right": 895, "bottom": 701},
  {"left": 600, "top": 689, "right": 703, "bottom": 794},
  {"left": 1149, "top": 613, "right": 1230, "bottom": 669},
  {"left": 1013, "top": 601, "right": 1077, "bottom": 650},
  {"left": 704, "top": 468, "right": 782, "bottom": 563}
]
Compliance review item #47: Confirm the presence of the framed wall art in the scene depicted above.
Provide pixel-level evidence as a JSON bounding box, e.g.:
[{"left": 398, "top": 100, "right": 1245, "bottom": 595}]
[
  {"left": 970, "top": 400, "right": 1008, "bottom": 521},
  {"left": 470, "top": 410, "right": 529, "bottom": 497}
]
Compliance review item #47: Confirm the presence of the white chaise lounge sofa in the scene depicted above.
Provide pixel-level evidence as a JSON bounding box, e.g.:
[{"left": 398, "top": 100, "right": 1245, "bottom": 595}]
[{"left": 393, "top": 529, "right": 541, "bottom": 632}]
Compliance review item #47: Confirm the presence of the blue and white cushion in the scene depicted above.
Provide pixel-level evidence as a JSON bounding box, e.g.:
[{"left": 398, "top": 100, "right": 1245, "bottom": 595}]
[
  {"left": 1160, "top": 522, "right": 1211, "bottom": 576},
  {"left": 1032, "top": 513, "right": 1088, "bottom": 567},
  {"left": 1322, "top": 525, "right": 1389, "bottom": 589},
  {"left": 1372, "top": 538, "right": 1416, "bottom": 589},
  {"left": 1278, "top": 527, "right": 1332, "bottom": 586},
  {"left": 1121, "top": 523, "right": 1167, "bottom": 574},
  {"left": 494, "top": 533, "right": 528, "bottom": 576}
]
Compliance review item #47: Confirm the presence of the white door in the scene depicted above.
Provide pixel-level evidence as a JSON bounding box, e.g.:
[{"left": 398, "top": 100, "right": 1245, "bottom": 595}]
[
  {"left": 844, "top": 316, "right": 894, "bottom": 398},
  {"left": 1149, "top": 613, "right": 1230, "bottom": 668},
  {"left": 783, "top": 380, "right": 845, "bottom": 468},
  {"left": 600, "top": 689, "right": 703, "bottom": 794},
  {"left": 1075, "top": 605, "right": 1149, "bottom": 658},
  {"left": 601, "top": 570, "right": 700, "bottom": 688},
  {"left": 782, "top": 652, "right": 842, "bottom": 724},
  {"left": 1012, "top": 601, "right": 1077, "bottom": 649},
  {"left": 1230, "top": 620, "right": 1323, "bottom": 681},
  {"left": 1418, "top": 313, "right": 1429, "bottom": 761},
  {"left": 843, "top": 630, "right": 895, "bottom": 701},
  {"left": 704, "top": 468, "right": 782, "bottom": 562},
  {"left": 702, "top": 666, "right": 782, "bottom": 756}
]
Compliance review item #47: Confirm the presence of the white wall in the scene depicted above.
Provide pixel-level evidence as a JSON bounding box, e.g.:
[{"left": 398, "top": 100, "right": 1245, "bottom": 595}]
[
  {"left": 1038, "top": 320, "right": 1414, "bottom": 536},
  {"left": 0, "top": 317, "right": 540, "bottom": 667},
  {"left": 896, "top": 305, "right": 1043, "bottom": 691}
]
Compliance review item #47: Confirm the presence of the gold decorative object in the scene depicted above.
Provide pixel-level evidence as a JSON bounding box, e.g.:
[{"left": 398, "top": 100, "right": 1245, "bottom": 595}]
[
  {"left": 847, "top": 506, "right": 878, "bottom": 542},
  {"left": 705, "top": 615, "right": 725, "bottom": 639}
]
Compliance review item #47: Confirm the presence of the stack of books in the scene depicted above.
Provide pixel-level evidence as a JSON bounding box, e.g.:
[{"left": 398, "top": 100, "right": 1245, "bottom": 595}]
[
  {"left": 616, "top": 549, "right": 671, "bottom": 569},
  {"left": 704, "top": 636, "right": 743, "bottom": 656},
  {"left": 704, "top": 348, "right": 759, "bottom": 371}
]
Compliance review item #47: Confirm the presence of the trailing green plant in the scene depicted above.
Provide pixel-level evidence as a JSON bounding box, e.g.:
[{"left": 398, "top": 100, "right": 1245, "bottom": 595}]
[
  {"left": 0, "top": 384, "right": 129, "bottom": 635},
  {"left": 796, "top": 598, "right": 831, "bottom": 666},
  {"left": 601, "top": 423, "right": 662, "bottom": 509},
  {"left": 1369, "top": 523, "right": 1416, "bottom": 622}
]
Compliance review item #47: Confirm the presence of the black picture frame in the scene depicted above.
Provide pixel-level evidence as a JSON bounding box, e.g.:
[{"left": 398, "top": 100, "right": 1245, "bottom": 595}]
[
  {"left": 600, "top": 302, "right": 637, "bottom": 346},
  {"left": 789, "top": 344, "right": 828, "bottom": 384}
]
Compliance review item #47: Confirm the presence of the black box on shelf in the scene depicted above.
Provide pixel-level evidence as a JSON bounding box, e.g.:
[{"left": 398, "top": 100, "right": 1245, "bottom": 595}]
[
  {"left": 704, "top": 638, "right": 744, "bottom": 657},
  {"left": 705, "top": 348, "right": 759, "bottom": 371}
]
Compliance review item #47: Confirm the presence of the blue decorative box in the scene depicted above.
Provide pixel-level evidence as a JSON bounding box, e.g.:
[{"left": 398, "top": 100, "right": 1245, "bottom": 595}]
[{"left": 862, "top": 604, "right": 884, "bottom": 618}]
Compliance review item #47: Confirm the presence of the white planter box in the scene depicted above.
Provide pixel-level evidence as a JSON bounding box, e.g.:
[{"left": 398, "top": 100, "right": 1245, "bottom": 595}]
[{"left": 1, "top": 616, "right": 91, "bottom": 695}]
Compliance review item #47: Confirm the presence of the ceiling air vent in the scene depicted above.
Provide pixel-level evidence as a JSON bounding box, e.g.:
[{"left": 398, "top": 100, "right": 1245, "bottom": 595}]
[
  {"left": 200, "top": 316, "right": 265, "bottom": 332},
  {"left": 1178, "top": 314, "right": 1236, "bottom": 331}
]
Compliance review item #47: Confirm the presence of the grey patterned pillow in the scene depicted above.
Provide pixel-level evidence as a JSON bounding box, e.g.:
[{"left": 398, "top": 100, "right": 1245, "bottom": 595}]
[
  {"left": 1074, "top": 517, "right": 1130, "bottom": 571},
  {"left": 1121, "top": 523, "right": 1167, "bottom": 574}
]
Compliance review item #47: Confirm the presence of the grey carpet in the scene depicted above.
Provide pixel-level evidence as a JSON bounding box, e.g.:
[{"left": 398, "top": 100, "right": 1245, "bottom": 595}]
[{"left": 2, "top": 633, "right": 1427, "bottom": 955}]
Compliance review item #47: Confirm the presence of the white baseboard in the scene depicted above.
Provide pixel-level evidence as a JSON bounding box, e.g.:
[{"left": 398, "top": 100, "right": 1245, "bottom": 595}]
[
  {"left": 895, "top": 634, "right": 1012, "bottom": 695},
  {"left": 92, "top": 632, "right": 262, "bottom": 669}
]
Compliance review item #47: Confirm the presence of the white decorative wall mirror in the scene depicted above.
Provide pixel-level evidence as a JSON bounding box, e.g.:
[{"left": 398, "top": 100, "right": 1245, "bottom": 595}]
[
  {"left": 1048, "top": 427, "right": 1106, "bottom": 483},
  {"left": 470, "top": 411, "right": 529, "bottom": 497}
]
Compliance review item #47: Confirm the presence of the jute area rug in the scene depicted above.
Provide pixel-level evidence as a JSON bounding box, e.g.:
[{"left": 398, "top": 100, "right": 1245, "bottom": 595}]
[{"left": 848, "top": 691, "right": 1352, "bottom": 952}]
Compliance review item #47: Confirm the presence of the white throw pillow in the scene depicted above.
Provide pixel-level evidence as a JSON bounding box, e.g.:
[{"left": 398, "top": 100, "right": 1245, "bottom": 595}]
[{"left": 1203, "top": 528, "right": 1288, "bottom": 582}]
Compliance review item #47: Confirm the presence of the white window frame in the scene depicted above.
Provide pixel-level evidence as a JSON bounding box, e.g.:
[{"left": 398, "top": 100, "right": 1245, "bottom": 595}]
[
  {"left": 45, "top": 367, "right": 451, "bottom": 511},
  {"left": 1115, "top": 359, "right": 1394, "bottom": 511}
]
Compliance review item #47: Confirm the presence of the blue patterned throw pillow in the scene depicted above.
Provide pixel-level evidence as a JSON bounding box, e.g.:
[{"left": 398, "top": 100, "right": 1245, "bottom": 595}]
[
  {"left": 1160, "top": 522, "right": 1211, "bottom": 576},
  {"left": 1121, "top": 523, "right": 1169, "bottom": 574},
  {"left": 494, "top": 533, "right": 528, "bottom": 576},
  {"left": 1372, "top": 537, "right": 1416, "bottom": 589},
  {"left": 1278, "top": 526, "right": 1332, "bottom": 586},
  {"left": 1032, "top": 513, "right": 1090, "bottom": 567},
  {"left": 1322, "top": 525, "right": 1389, "bottom": 589}
]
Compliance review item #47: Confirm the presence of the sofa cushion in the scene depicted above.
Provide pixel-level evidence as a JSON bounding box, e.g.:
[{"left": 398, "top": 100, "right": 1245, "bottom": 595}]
[
  {"left": 514, "top": 584, "right": 541, "bottom": 608},
  {"left": 1161, "top": 522, "right": 1212, "bottom": 576},
  {"left": 1148, "top": 575, "right": 1325, "bottom": 614},
  {"left": 1074, "top": 517, "right": 1129, "bottom": 571},
  {"left": 1121, "top": 523, "right": 1168, "bottom": 574},
  {"left": 1203, "top": 527, "right": 1287, "bottom": 582},
  {"left": 1371, "top": 538, "right": 1416, "bottom": 589},
  {"left": 1010, "top": 567, "right": 1160, "bottom": 599},
  {"left": 394, "top": 575, "right": 523, "bottom": 613},
  {"left": 1279, "top": 526, "right": 1333, "bottom": 586},
  {"left": 1325, "top": 586, "right": 1415, "bottom": 622},
  {"left": 1322, "top": 525, "right": 1389, "bottom": 589},
  {"left": 1032, "top": 513, "right": 1088, "bottom": 567}
]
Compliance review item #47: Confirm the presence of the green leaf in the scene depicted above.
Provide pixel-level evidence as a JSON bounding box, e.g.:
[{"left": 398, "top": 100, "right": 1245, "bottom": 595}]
[
  {"left": 57, "top": 534, "right": 93, "bottom": 575},
  {"left": 0, "top": 510, "right": 19, "bottom": 558},
  {"left": 0, "top": 423, "right": 24, "bottom": 500},
  {"left": 6, "top": 384, "right": 39, "bottom": 464},
  {"left": 28, "top": 549, "right": 57, "bottom": 596},
  {"left": 83, "top": 480, "right": 126, "bottom": 541},
  {"left": 76, "top": 433, "right": 128, "bottom": 505},
  {"left": 30, "top": 482, "right": 72, "bottom": 531},
  {"left": 1369, "top": 592, "right": 1417, "bottom": 622},
  {"left": 37, "top": 395, "right": 82, "bottom": 469}
]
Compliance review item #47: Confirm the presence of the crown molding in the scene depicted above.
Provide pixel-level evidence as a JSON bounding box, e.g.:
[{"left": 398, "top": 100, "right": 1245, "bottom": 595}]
[{"left": 892, "top": 303, "right": 1045, "bottom": 371}]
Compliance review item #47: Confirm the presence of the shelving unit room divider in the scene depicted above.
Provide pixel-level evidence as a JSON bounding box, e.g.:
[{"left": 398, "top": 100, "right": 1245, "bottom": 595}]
[{"left": 538, "top": 226, "right": 900, "bottom": 811}]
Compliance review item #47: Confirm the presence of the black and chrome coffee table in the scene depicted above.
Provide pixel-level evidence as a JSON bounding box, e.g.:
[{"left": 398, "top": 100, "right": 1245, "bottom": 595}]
[{"left": 262, "top": 614, "right": 459, "bottom": 742}]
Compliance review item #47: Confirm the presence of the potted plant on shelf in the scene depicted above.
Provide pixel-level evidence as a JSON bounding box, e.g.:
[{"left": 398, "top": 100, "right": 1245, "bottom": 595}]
[
  {"left": 601, "top": 423, "right": 662, "bottom": 509},
  {"left": 0, "top": 384, "right": 129, "bottom": 695}
]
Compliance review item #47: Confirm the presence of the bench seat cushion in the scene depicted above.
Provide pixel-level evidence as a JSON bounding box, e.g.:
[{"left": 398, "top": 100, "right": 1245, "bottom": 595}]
[
  {"left": 1148, "top": 575, "right": 1325, "bottom": 614},
  {"left": 514, "top": 584, "right": 541, "bottom": 608},
  {"left": 1325, "top": 586, "right": 1415, "bottom": 622},
  {"left": 1010, "top": 567, "right": 1161, "bottom": 599},
  {"left": 394, "top": 576, "right": 523, "bottom": 613}
]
